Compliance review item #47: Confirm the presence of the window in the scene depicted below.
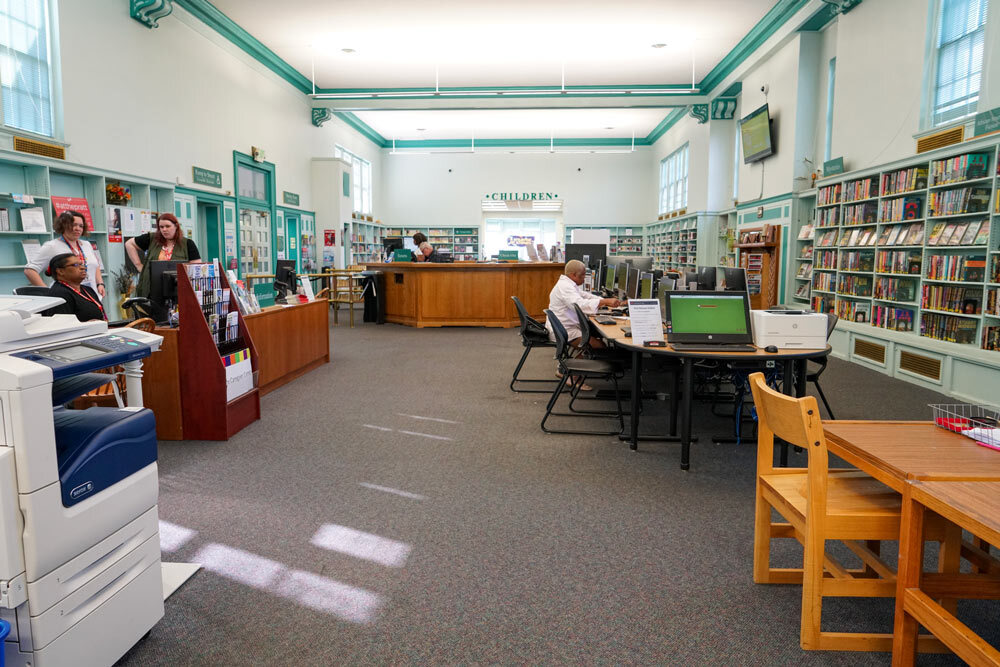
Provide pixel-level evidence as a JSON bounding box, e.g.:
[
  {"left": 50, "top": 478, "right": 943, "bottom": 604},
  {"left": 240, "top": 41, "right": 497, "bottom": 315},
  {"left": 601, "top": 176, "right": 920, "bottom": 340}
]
[
  {"left": 0, "top": 0, "right": 53, "bottom": 136},
  {"left": 334, "top": 145, "right": 372, "bottom": 215},
  {"left": 931, "top": 0, "right": 989, "bottom": 126},
  {"left": 659, "top": 144, "right": 689, "bottom": 215},
  {"left": 825, "top": 58, "right": 836, "bottom": 162}
]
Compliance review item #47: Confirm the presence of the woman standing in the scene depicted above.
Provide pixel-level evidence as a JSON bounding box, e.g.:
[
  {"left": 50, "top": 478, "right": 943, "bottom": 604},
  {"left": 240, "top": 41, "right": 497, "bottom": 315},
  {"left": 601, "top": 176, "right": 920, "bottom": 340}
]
[
  {"left": 24, "top": 210, "right": 106, "bottom": 298},
  {"left": 126, "top": 213, "right": 202, "bottom": 298},
  {"left": 47, "top": 253, "right": 107, "bottom": 322}
]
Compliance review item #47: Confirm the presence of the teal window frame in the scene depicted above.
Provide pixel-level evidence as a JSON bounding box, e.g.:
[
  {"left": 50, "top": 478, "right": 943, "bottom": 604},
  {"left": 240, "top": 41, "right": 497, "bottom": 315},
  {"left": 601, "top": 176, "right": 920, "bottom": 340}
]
[
  {"left": 659, "top": 143, "right": 689, "bottom": 215},
  {"left": 233, "top": 151, "right": 276, "bottom": 278},
  {"left": 334, "top": 145, "right": 372, "bottom": 215}
]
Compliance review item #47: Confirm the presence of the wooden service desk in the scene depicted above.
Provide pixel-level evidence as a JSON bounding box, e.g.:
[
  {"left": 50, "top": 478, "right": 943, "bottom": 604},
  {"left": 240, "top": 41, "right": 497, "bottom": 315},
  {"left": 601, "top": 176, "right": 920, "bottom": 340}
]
[
  {"left": 365, "top": 262, "right": 563, "bottom": 328},
  {"left": 141, "top": 299, "right": 329, "bottom": 440}
]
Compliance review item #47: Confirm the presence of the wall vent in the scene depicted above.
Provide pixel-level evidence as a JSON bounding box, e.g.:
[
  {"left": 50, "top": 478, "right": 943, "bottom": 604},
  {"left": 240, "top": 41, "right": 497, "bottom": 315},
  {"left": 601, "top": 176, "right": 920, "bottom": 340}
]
[
  {"left": 916, "top": 126, "right": 964, "bottom": 154},
  {"left": 899, "top": 350, "right": 942, "bottom": 381},
  {"left": 853, "top": 338, "right": 886, "bottom": 364},
  {"left": 13, "top": 136, "right": 65, "bottom": 160}
]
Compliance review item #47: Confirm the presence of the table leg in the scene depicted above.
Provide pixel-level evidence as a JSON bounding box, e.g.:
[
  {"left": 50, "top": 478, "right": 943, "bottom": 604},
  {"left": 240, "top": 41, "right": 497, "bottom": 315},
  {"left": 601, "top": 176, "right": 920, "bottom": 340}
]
[
  {"left": 892, "top": 485, "right": 925, "bottom": 666},
  {"left": 681, "top": 358, "right": 692, "bottom": 470},
  {"left": 629, "top": 350, "right": 642, "bottom": 450},
  {"left": 669, "top": 367, "right": 679, "bottom": 437},
  {"left": 778, "top": 359, "right": 795, "bottom": 467}
]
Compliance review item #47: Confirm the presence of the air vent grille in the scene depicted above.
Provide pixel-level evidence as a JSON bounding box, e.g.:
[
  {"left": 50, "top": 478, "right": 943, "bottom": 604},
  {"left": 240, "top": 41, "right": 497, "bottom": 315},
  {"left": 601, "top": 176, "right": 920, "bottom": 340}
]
[
  {"left": 916, "top": 126, "right": 964, "bottom": 154},
  {"left": 853, "top": 338, "right": 886, "bottom": 364},
  {"left": 13, "top": 136, "right": 65, "bottom": 160},
  {"left": 899, "top": 350, "right": 941, "bottom": 380}
]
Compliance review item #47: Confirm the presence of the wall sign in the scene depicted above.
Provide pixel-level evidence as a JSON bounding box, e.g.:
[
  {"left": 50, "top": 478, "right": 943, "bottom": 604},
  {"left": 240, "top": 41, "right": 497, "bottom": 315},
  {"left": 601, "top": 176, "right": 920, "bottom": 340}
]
[
  {"left": 192, "top": 166, "right": 222, "bottom": 188},
  {"left": 486, "top": 192, "right": 558, "bottom": 201},
  {"left": 283, "top": 191, "right": 300, "bottom": 206},
  {"left": 973, "top": 107, "right": 1000, "bottom": 137},
  {"left": 823, "top": 157, "right": 845, "bottom": 176},
  {"left": 498, "top": 250, "right": 519, "bottom": 261}
]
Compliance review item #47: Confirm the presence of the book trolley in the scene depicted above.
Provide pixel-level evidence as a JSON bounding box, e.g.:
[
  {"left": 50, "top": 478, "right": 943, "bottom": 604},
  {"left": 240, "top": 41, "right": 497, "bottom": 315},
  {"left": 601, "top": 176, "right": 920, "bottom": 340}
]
[{"left": 177, "top": 260, "right": 261, "bottom": 440}]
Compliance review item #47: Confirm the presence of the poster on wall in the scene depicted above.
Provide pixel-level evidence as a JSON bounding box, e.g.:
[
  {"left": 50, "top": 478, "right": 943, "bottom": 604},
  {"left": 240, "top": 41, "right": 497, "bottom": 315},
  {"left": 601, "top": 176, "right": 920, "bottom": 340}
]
[
  {"left": 121, "top": 208, "right": 139, "bottom": 237},
  {"left": 323, "top": 230, "right": 336, "bottom": 266},
  {"left": 51, "top": 196, "right": 94, "bottom": 231},
  {"left": 107, "top": 206, "right": 123, "bottom": 242}
]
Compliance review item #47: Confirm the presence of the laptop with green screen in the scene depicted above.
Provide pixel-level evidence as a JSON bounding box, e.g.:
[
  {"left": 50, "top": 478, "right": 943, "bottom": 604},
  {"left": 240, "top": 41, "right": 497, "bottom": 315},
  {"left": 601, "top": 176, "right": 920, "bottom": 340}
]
[
  {"left": 640, "top": 273, "right": 653, "bottom": 299},
  {"left": 604, "top": 264, "right": 617, "bottom": 293},
  {"left": 664, "top": 291, "right": 754, "bottom": 346}
]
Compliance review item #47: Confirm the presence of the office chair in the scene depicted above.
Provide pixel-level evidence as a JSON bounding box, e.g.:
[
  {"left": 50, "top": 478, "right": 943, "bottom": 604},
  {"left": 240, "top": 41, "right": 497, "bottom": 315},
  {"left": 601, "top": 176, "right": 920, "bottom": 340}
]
[
  {"left": 541, "top": 309, "right": 624, "bottom": 435},
  {"left": 805, "top": 313, "right": 838, "bottom": 418},
  {"left": 509, "top": 296, "right": 558, "bottom": 393},
  {"left": 13, "top": 286, "right": 52, "bottom": 297}
]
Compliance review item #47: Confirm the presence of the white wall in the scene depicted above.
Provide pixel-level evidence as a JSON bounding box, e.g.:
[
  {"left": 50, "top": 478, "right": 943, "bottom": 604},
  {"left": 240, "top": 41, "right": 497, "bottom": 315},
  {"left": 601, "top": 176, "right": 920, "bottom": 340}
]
[
  {"left": 58, "top": 1, "right": 383, "bottom": 215},
  {"left": 651, "top": 113, "right": 711, "bottom": 211},
  {"left": 379, "top": 150, "right": 656, "bottom": 230}
]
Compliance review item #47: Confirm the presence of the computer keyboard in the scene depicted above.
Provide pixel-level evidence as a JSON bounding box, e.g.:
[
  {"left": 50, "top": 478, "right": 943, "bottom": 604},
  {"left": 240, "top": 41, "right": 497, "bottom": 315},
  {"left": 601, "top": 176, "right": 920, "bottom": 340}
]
[
  {"left": 669, "top": 343, "right": 757, "bottom": 353},
  {"left": 594, "top": 317, "right": 616, "bottom": 325}
]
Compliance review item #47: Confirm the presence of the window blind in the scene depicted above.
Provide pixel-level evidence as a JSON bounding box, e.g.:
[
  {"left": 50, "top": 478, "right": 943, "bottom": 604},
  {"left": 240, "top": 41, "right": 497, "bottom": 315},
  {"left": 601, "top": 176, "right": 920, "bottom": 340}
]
[
  {"left": 335, "top": 145, "right": 372, "bottom": 215},
  {"left": 0, "top": 0, "right": 52, "bottom": 136},
  {"left": 933, "top": 0, "right": 989, "bottom": 126}
]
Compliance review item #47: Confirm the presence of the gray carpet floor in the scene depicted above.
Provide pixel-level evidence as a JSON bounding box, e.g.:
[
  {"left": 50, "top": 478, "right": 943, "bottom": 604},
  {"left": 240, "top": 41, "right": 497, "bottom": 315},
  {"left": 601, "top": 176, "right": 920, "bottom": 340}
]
[{"left": 116, "top": 320, "right": 998, "bottom": 665}]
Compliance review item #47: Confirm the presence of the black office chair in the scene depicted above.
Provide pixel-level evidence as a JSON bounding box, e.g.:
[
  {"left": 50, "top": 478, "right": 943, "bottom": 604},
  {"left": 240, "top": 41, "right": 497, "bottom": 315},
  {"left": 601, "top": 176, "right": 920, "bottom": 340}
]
[
  {"left": 541, "top": 309, "right": 624, "bottom": 435},
  {"left": 806, "top": 313, "right": 838, "bottom": 418},
  {"left": 13, "top": 286, "right": 52, "bottom": 297},
  {"left": 509, "top": 296, "right": 558, "bottom": 393}
]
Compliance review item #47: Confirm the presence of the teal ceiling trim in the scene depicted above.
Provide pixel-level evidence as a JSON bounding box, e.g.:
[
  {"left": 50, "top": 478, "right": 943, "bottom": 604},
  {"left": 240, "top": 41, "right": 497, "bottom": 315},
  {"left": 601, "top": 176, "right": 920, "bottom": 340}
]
[
  {"left": 688, "top": 104, "right": 709, "bottom": 124},
  {"left": 698, "top": 0, "right": 813, "bottom": 95},
  {"left": 719, "top": 82, "right": 743, "bottom": 98},
  {"left": 130, "top": 0, "right": 173, "bottom": 28},
  {"left": 389, "top": 137, "right": 650, "bottom": 149},
  {"left": 645, "top": 108, "right": 688, "bottom": 144},
  {"left": 798, "top": 3, "right": 838, "bottom": 31},
  {"left": 173, "top": 0, "right": 312, "bottom": 94},
  {"left": 736, "top": 191, "right": 794, "bottom": 211},
  {"left": 332, "top": 111, "right": 389, "bottom": 147},
  {"left": 314, "top": 84, "right": 698, "bottom": 95},
  {"left": 175, "top": 185, "right": 235, "bottom": 205}
]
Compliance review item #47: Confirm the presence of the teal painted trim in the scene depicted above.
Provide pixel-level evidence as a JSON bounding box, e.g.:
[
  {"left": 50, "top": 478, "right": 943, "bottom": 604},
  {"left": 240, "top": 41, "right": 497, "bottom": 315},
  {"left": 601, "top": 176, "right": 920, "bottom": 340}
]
[
  {"left": 783, "top": 206, "right": 789, "bottom": 216},
  {"left": 719, "top": 82, "right": 743, "bottom": 98},
  {"left": 233, "top": 150, "right": 277, "bottom": 278},
  {"left": 315, "top": 84, "right": 698, "bottom": 95},
  {"left": 736, "top": 192, "right": 794, "bottom": 211},
  {"left": 389, "top": 137, "right": 648, "bottom": 149},
  {"left": 699, "top": 0, "right": 812, "bottom": 95},
  {"left": 333, "top": 111, "right": 388, "bottom": 147},
  {"left": 173, "top": 0, "right": 312, "bottom": 94},
  {"left": 278, "top": 205, "right": 314, "bottom": 217},
  {"left": 175, "top": 185, "right": 235, "bottom": 205},
  {"left": 740, "top": 207, "right": 784, "bottom": 224},
  {"left": 779, "top": 232, "right": 788, "bottom": 303},
  {"left": 799, "top": 3, "right": 839, "bottom": 31},
  {"left": 645, "top": 108, "right": 688, "bottom": 144}
]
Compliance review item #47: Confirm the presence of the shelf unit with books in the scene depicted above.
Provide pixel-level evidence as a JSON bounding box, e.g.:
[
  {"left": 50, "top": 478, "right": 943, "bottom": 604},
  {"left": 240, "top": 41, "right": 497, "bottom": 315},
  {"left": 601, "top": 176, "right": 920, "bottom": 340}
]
[
  {"left": 734, "top": 224, "right": 780, "bottom": 310},
  {"left": 810, "top": 136, "right": 1000, "bottom": 405},
  {"left": 564, "top": 225, "right": 645, "bottom": 258},
  {"left": 643, "top": 213, "right": 711, "bottom": 271},
  {"left": 451, "top": 227, "right": 479, "bottom": 261},
  {"left": 347, "top": 213, "right": 384, "bottom": 265}
]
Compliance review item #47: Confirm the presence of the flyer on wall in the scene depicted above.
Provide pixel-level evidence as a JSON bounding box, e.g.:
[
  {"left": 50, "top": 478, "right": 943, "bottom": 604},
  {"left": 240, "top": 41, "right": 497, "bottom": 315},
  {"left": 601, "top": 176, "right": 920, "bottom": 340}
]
[
  {"left": 51, "top": 196, "right": 95, "bottom": 231},
  {"left": 107, "top": 206, "right": 123, "bottom": 242}
]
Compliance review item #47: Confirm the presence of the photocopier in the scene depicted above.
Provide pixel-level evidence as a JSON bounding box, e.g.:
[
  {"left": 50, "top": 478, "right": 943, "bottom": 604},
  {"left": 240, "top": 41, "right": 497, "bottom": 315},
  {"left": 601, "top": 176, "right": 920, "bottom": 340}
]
[{"left": 0, "top": 295, "right": 165, "bottom": 667}]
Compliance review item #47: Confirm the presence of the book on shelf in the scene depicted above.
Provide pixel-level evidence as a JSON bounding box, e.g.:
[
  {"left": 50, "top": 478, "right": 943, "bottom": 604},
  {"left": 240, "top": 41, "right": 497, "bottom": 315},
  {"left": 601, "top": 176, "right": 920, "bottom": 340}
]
[
  {"left": 930, "top": 152, "right": 991, "bottom": 185},
  {"left": 937, "top": 224, "right": 957, "bottom": 245},
  {"left": 973, "top": 222, "right": 991, "bottom": 245},
  {"left": 907, "top": 223, "right": 924, "bottom": 245},
  {"left": 985, "top": 326, "right": 1000, "bottom": 352},
  {"left": 0, "top": 208, "right": 8, "bottom": 231},
  {"left": 903, "top": 197, "right": 922, "bottom": 220},
  {"left": 960, "top": 220, "right": 981, "bottom": 245},
  {"left": 927, "top": 222, "right": 947, "bottom": 245},
  {"left": 873, "top": 304, "right": 915, "bottom": 332},
  {"left": 886, "top": 226, "right": 902, "bottom": 245},
  {"left": 881, "top": 166, "right": 928, "bottom": 195},
  {"left": 797, "top": 224, "right": 814, "bottom": 240},
  {"left": 20, "top": 206, "right": 45, "bottom": 232},
  {"left": 21, "top": 239, "right": 41, "bottom": 263},
  {"left": 948, "top": 222, "right": 968, "bottom": 245}
]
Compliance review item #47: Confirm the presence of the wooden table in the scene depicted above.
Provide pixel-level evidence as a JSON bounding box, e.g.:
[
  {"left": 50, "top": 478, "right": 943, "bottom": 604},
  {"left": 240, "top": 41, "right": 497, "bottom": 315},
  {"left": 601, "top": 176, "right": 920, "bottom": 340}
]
[
  {"left": 365, "top": 262, "right": 563, "bottom": 328},
  {"left": 593, "top": 317, "right": 830, "bottom": 469},
  {"left": 894, "top": 480, "right": 1000, "bottom": 666}
]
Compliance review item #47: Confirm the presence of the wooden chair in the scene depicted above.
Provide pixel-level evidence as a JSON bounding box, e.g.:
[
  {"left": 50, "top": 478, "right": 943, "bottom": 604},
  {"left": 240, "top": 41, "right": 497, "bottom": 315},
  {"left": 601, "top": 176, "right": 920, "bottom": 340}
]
[
  {"left": 74, "top": 318, "right": 157, "bottom": 409},
  {"left": 748, "top": 372, "right": 952, "bottom": 653},
  {"left": 329, "top": 266, "right": 366, "bottom": 327}
]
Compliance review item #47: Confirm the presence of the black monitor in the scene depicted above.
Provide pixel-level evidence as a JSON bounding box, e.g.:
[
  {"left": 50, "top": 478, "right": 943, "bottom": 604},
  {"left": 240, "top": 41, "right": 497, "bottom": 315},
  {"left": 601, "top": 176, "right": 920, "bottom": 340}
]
[
  {"left": 629, "top": 256, "right": 654, "bottom": 272},
  {"left": 274, "top": 259, "right": 297, "bottom": 303},
  {"left": 383, "top": 237, "right": 404, "bottom": 255},
  {"left": 625, "top": 266, "right": 640, "bottom": 301},
  {"left": 148, "top": 260, "right": 181, "bottom": 325},
  {"left": 603, "top": 263, "right": 617, "bottom": 294},
  {"left": 663, "top": 291, "right": 754, "bottom": 345},
  {"left": 639, "top": 272, "right": 654, "bottom": 299},
  {"left": 723, "top": 267, "right": 747, "bottom": 292},
  {"left": 565, "top": 243, "right": 607, "bottom": 271},
  {"left": 696, "top": 266, "right": 717, "bottom": 291},
  {"left": 616, "top": 261, "right": 629, "bottom": 295},
  {"left": 683, "top": 270, "right": 698, "bottom": 290}
]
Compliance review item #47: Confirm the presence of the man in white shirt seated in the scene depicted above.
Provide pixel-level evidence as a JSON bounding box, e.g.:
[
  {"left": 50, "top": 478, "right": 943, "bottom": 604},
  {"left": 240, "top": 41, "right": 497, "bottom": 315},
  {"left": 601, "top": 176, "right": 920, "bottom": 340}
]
[{"left": 547, "top": 259, "right": 621, "bottom": 349}]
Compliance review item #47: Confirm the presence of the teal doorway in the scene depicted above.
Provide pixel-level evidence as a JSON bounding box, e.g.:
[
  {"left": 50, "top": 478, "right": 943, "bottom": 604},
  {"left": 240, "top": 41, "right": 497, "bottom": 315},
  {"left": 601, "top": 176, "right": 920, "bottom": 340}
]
[
  {"left": 200, "top": 202, "right": 221, "bottom": 263},
  {"left": 285, "top": 215, "right": 300, "bottom": 270}
]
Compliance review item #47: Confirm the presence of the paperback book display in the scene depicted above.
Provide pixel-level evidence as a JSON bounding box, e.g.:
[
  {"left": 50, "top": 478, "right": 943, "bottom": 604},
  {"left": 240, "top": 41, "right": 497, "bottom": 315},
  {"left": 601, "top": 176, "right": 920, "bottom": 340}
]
[
  {"left": 874, "top": 276, "right": 917, "bottom": 303},
  {"left": 185, "top": 261, "right": 241, "bottom": 345}
]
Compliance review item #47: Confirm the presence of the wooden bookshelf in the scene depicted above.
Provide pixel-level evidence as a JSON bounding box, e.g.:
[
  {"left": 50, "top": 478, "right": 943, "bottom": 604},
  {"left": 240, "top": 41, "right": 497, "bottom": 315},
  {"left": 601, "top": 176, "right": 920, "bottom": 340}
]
[{"left": 737, "top": 225, "right": 780, "bottom": 309}]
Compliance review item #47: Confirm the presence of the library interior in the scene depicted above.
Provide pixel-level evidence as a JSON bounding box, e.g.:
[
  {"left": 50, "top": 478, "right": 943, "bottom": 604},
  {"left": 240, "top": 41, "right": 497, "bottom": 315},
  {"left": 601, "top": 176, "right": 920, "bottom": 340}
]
[{"left": 3, "top": 0, "right": 1000, "bottom": 665}]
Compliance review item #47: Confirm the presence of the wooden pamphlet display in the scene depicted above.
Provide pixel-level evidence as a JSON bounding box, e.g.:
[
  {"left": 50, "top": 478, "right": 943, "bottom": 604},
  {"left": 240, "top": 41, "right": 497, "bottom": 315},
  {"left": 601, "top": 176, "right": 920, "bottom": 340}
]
[
  {"left": 735, "top": 224, "right": 781, "bottom": 310},
  {"left": 177, "top": 263, "right": 260, "bottom": 440}
]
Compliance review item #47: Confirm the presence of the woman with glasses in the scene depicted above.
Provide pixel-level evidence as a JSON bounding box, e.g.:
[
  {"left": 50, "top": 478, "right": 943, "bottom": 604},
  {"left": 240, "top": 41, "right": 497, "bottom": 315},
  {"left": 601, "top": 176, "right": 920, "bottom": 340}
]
[
  {"left": 24, "top": 210, "right": 106, "bottom": 298},
  {"left": 47, "top": 253, "right": 107, "bottom": 322}
]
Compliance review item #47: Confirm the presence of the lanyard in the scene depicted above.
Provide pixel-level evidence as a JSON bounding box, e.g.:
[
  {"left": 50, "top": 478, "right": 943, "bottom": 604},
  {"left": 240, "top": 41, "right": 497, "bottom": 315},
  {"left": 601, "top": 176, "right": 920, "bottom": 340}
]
[
  {"left": 58, "top": 281, "right": 106, "bottom": 320},
  {"left": 161, "top": 243, "right": 174, "bottom": 261},
  {"left": 62, "top": 237, "right": 87, "bottom": 271}
]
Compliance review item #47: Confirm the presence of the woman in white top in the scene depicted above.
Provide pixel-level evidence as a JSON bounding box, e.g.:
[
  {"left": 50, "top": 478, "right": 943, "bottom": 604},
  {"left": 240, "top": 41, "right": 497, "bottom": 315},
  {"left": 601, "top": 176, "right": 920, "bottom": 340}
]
[{"left": 24, "top": 210, "right": 106, "bottom": 298}]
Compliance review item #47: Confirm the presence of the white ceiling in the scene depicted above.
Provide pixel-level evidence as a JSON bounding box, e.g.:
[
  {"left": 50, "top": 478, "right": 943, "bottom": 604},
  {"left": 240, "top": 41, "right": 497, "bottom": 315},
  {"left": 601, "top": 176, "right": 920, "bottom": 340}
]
[
  {"left": 210, "top": 0, "right": 774, "bottom": 90},
  {"left": 355, "top": 108, "right": 670, "bottom": 140}
]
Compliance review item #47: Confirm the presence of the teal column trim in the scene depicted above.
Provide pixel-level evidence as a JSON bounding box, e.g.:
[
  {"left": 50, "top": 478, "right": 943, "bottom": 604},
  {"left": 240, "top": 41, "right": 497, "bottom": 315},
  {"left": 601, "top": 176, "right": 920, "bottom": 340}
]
[
  {"left": 312, "top": 108, "right": 334, "bottom": 127},
  {"left": 175, "top": 185, "right": 235, "bottom": 206},
  {"left": 736, "top": 192, "right": 794, "bottom": 210},
  {"left": 688, "top": 104, "right": 709, "bottom": 124},
  {"left": 645, "top": 108, "right": 687, "bottom": 144},
  {"left": 333, "top": 112, "right": 388, "bottom": 147},
  {"left": 779, "top": 232, "right": 788, "bottom": 303},
  {"left": 130, "top": 0, "right": 173, "bottom": 28},
  {"left": 710, "top": 98, "right": 737, "bottom": 120}
]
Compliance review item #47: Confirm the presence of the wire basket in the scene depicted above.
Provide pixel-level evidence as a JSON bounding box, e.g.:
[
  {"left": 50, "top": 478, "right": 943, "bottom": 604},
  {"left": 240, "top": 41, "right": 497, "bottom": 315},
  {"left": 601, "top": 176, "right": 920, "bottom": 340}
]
[{"left": 930, "top": 403, "right": 1000, "bottom": 451}]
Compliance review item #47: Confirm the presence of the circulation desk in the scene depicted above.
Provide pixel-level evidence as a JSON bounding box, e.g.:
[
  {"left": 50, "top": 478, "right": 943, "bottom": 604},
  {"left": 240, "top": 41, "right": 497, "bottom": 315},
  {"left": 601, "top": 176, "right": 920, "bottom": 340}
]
[{"left": 366, "top": 262, "right": 563, "bottom": 328}]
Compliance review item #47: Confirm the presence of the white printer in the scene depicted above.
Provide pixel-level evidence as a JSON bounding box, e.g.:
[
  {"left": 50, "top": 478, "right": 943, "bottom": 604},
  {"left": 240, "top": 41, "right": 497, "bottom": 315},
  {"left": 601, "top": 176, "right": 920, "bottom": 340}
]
[
  {"left": 0, "top": 296, "right": 164, "bottom": 667},
  {"left": 751, "top": 310, "right": 829, "bottom": 349}
]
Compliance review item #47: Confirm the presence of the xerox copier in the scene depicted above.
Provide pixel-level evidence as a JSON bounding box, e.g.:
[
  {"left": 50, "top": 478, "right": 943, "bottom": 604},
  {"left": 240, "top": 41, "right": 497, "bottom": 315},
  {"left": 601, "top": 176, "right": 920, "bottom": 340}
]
[{"left": 0, "top": 296, "right": 164, "bottom": 667}]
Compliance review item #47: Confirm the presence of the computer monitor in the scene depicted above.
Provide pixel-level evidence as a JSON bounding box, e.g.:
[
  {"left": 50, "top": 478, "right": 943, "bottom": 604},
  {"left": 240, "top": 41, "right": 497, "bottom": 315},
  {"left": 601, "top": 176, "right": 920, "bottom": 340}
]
[
  {"left": 639, "top": 272, "right": 654, "bottom": 299},
  {"left": 565, "top": 243, "right": 607, "bottom": 271},
  {"left": 148, "top": 260, "right": 181, "bottom": 325},
  {"left": 603, "top": 263, "right": 617, "bottom": 293},
  {"left": 696, "top": 266, "right": 717, "bottom": 291},
  {"left": 274, "top": 259, "right": 297, "bottom": 303},
  {"left": 383, "top": 237, "right": 404, "bottom": 256},
  {"left": 629, "top": 256, "right": 654, "bottom": 272},
  {"left": 663, "top": 291, "right": 754, "bottom": 345},
  {"left": 625, "top": 266, "right": 640, "bottom": 300},
  {"left": 723, "top": 267, "right": 748, "bottom": 292},
  {"left": 616, "top": 262, "right": 629, "bottom": 296},
  {"left": 684, "top": 270, "right": 698, "bottom": 290}
]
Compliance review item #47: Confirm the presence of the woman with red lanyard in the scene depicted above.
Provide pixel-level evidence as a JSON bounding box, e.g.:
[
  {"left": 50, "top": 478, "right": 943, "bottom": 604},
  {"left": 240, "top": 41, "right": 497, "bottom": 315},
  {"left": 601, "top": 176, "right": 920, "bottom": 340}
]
[
  {"left": 24, "top": 210, "right": 106, "bottom": 297},
  {"left": 126, "top": 213, "right": 202, "bottom": 299},
  {"left": 47, "top": 254, "right": 107, "bottom": 322}
]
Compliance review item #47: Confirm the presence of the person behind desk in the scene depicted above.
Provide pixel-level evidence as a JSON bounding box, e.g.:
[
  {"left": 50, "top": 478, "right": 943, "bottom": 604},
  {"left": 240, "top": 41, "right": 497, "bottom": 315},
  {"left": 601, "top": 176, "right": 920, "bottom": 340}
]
[
  {"left": 24, "top": 210, "right": 106, "bottom": 298},
  {"left": 547, "top": 259, "right": 620, "bottom": 349},
  {"left": 125, "top": 213, "right": 202, "bottom": 298},
  {"left": 47, "top": 253, "right": 107, "bottom": 322},
  {"left": 414, "top": 241, "right": 446, "bottom": 263}
]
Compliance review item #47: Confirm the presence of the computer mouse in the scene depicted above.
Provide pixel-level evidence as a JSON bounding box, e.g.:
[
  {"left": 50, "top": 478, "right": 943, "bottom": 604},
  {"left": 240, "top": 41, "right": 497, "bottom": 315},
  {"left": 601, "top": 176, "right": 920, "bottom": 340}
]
[{"left": 764, "top": 345, "right": 778, "bottom": 353}]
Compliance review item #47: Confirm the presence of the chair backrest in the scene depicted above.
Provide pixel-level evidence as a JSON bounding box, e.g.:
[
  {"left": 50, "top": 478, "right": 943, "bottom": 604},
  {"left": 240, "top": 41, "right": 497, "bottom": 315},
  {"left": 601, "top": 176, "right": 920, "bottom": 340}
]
[
  {"left": 748, "top": 372, "right": 827, "bottom": 486},
  {"left": 13, "top": 286, "right": 52, "bottom": 297},
  {"left": 511, "top": 296, "right": 546, "bottom": 337},
  {"left": 825, "top": 313, "right": 839, "bottom": 339},
  {"left": 544, "top": 309, "right": 571, "bottom": 365},
  {"left": 126, "top": 317, "right": 156, "bottom": 332},
  {"left": 571, "top": 303, "right": 599, "bottom": 354}
]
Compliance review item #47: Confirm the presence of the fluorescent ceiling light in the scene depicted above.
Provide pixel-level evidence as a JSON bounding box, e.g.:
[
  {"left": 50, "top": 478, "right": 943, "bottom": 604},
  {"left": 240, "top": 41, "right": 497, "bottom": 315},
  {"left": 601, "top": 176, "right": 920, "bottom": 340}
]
[{"left": 311, "top": 86, "right": 698, "bottom": 100}]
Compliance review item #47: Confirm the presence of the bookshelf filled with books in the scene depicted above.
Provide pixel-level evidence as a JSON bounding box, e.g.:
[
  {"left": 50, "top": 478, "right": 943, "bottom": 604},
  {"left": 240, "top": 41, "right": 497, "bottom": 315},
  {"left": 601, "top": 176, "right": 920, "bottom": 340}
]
[
  {"left": 793, "top": 215, "right": 815, "bottom": 303},
  {"left": 348, "top": 213, "right": 384, "bottom": 265},
  {"left": 644, "top": 213, "right": 704, "bottom": 271},
  {"left": 810, "top": 136, "right": 1000, "bottom": 403},
  {"left": 564, "top": 225, "right": 645, "bottom": 258},
  {"left": 380, "top": 225, "right": 481, "bottom": 261}
]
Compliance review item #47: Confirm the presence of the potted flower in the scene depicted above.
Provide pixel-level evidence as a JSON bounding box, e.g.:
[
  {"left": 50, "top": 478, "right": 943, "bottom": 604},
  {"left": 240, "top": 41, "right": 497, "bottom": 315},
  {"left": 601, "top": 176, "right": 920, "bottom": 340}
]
[
  {"left": 106, "top": 181, "right": 132, "bottom": 205},
  {"left": 112, "top": 265, "right": 136, "bottom": 318}
]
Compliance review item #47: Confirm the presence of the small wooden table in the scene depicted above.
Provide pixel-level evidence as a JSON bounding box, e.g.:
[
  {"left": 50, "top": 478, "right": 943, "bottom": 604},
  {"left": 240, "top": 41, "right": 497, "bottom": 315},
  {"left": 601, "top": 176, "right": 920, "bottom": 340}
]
[{"left": 893, "top": 480, "right": 1000, "bottom": 666}]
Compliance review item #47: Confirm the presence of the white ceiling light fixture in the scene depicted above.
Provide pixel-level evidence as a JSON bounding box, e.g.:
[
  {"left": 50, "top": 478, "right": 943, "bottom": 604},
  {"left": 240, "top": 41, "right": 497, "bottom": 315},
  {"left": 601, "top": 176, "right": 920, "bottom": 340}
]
[
  {"left": 341, "top": 48, "right": 356, "bottom": 53},
  {"left": 310, "top": 86, "right": 700, "bottom": 100},
  {"left": 651, "top": 43, "right": 667, "bottom": 49}
]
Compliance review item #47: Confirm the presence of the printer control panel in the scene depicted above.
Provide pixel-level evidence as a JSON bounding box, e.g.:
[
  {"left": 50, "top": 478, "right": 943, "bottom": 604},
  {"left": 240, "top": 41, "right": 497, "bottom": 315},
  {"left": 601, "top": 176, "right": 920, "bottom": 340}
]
[{"left": 11, "top": 333, "right": 154, "bottom": 379}]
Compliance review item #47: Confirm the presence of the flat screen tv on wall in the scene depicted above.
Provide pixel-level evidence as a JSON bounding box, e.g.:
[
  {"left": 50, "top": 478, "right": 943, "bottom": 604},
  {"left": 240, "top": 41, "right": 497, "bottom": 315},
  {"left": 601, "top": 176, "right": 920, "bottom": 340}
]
[{"left": 739, "top": 103, "right": 774, "bottom": 164}]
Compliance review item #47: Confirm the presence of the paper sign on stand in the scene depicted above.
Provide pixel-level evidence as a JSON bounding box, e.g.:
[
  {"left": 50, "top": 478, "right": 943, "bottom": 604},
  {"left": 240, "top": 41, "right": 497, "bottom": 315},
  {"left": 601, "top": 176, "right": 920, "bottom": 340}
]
[
  {"left": 626, "top": 299, "right": 664, "bottom": 346},
  {"left": 299, "top": 277, "right": 315, "bottom": 301},
  {"left": 223, "top": 348, "right": 253, "bottom": 401}
]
